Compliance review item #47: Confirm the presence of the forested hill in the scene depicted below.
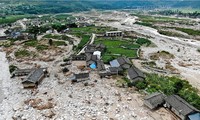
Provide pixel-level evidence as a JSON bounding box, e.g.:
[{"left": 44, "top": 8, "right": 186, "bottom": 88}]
[{"left": 0, "top": 0, "right": 200, "bottom": 15}]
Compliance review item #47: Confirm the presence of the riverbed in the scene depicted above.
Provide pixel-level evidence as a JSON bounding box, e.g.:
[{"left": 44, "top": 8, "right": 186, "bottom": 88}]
[{"left": 0, "top": 51, "right": 10, "bottom": 103}]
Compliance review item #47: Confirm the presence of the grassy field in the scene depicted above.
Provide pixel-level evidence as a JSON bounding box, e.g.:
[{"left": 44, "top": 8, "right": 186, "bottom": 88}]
[
  {"left": 0, "top": 15, "right": 35, "bottom": 24},
  {"left": 95, "top": 38, "right": 140, "bottom": 63},
  {"left": 77, "top": 35, "right": 90, "bottom": 50}
]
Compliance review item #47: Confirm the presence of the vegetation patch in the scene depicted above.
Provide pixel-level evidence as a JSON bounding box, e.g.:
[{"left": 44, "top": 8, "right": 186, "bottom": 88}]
[
  {"left": 53, "top": 41, "right": 67, "bottom": 46},
  {"left": 77, "top": 35, "right": 90, "bottom": 50},
  {"left": 135, "top": 21, "right": 155, "bottom": 28},
  {"left": 9, "top": 65, "right": 18, "bottom": 74},
  {"left": 197, "top": 48, "right": 200, "bottom": 53},
  {"left": 158, "top": 30, "right": 186, "bottom": 38},
  {"left": 70, "top": 26, "right": 117, "bottom": 34},
  {"left": 135, "top": 73, "right": 200, "bottom": 110},
  {"left": 0, "top": 15, "right": 35, "bottom": 25},
  {"left": 36, "top": 45, "right": 49, "bottom": 51},
  {"left": 150, "top": 51, "right": 174, "bottom": 60},
  {"left": 174, "top": 27, "right": 200, "bottom": 36},
  {"left": 43, "top": 34, "right": 73, "bottom": 44},
  {"left": 24, "top": 40, "right": 38, "bottom": 47},
  {"left": 14, "top": 49, "right": 32, "bottom": 58},
  {"left": 136, "top": 38, "right": 151, "bottom": 46}
]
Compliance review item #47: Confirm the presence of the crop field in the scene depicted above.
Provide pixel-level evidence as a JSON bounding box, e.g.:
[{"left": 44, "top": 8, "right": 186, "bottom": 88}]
[{"left": 95, "top": 38, "right": 140, "bottom": 63}]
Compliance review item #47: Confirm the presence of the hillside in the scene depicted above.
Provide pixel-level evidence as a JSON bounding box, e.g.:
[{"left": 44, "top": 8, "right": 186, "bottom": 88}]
[{"left": 0, "top": 0, "right": 199, "bottom": 15}]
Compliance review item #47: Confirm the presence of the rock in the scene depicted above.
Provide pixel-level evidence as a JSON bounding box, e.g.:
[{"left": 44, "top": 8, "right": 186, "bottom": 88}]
[
  {"left": 13, "top": 103, "right": 23, "bottom": 111},
  {"left": 127, "top": 97, "right": 132, "bottom": 101},
  {"left": 68, "top": 94, "right": 73, "bottom": 98},
  {"left": 43, "top": 110, "right": 56, "bottom": 118},
  {"left": 36, "top": 102, "right": 54, "bottom": 110}
]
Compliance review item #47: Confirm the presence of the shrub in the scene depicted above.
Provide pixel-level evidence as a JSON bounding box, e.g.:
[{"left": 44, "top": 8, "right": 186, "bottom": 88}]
[
  {"left": 197, "top": 48, "right": 200, "bottom": 53},
  {"left": 24, "top": 40, "right": 38, "bottom": 47},
  {"left": 9, "top": 65, "right": 18, "bottom": 73},
  {"left": 135, "top": 81, "right": 147, "bottom": 89}
]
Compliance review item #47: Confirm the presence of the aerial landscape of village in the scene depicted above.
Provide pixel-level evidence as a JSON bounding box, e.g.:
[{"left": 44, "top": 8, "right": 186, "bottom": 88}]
[{"left": 0, "top": 0, "right": 200, "bottom": 120}]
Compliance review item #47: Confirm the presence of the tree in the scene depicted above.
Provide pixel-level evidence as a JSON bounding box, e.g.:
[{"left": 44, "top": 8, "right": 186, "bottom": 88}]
[
  {"left": 48, "top": 39, "right": 53, "bottom": 46},
  {"left": 28, "top": 26, "right": 40, "bottom": 40}
]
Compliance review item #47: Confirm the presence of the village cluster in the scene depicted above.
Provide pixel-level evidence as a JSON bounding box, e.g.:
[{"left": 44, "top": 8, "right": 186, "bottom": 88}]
[{"left": 9, "top": 29, "right": 200, "bottom": 120}]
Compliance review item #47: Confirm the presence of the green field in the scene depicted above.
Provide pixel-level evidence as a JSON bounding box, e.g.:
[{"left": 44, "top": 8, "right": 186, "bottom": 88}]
[
  {"left": 0, "top": 15, "right": 35, "bottom": 24},
  {"left": 95, "top": 38, "right": 140, "bottom": 63},
  {"left": 77, "top": 35, "right": 90, "bottom": 50}
]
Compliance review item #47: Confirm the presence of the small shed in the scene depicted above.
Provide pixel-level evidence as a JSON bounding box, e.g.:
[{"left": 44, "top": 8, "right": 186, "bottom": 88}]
[
  {"left": 22, "top": 68, "right": 47, "bottom": 88},
  {"left": 127, "top": 66, "right": 145, "bottom": 83},
  {"left": 72, "top": 73, "right": 90, "bottom": 82},
  {"left": 144, "top": 92, "right": 165, "bottom": 109}
]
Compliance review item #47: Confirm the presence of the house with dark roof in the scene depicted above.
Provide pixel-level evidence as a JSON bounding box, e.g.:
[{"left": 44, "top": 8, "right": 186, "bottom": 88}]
[
  {"left": 72, "top": 73, "right": 90, "bottom": 82},
  {"left": 109, "top": 67, "right": 123, "bottom": 75},
  {"left": 86, "top": 54, "right": 98, "bottom": 66},
  {"left": 144, "top": 92, "right": 166, "bottom": 110},
  {"left": 22, "top": 68, "right": 47, "bottom": 88},
  {"left": 127, "top": 66, "right": 145, "bottom": 83},
  {"left": 71, "top": 54, "right": 86, "bottom": 61},
  {"left": 97, "top": 60, "right": 105, "bottom": 71},
  {"left": 0, "top": 36, "right": 7, "bottom": 40},
  {"left": 99, "top": 71, "right": 111, "bottom": 78},
  {"left": 165, "top": 95, "right": 200, "bottom": 120},
  {"left": 85, "top": 44, "right": 105, "bottom": 54},
  {"left": 110, "top": 57, "right": 132, "bottom": 69}
]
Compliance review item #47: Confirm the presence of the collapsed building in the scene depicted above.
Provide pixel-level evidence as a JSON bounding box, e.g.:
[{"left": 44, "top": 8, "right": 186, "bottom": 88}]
[{"left": 22, "top": 68, "right": 48, "bottom": 88}]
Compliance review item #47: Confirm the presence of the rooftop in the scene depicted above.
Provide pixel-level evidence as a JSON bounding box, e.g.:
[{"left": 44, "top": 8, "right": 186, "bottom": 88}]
[
  {"left": 165, "top": 95, "right": 199, "bottom": 116},
  {"left": 22, "top": 68, "right": 46, "bottom": 83},
  {"left": 127, "top": 66, "right": 144, "bottom": 80}
]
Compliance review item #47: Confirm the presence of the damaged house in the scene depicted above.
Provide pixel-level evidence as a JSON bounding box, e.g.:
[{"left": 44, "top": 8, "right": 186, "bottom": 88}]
[
  {"left": 22, "top": 68, "right": 47, "bottom": 88},
  {"left": 72, "top": 73, "right": 90, "bottom": 82}
]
